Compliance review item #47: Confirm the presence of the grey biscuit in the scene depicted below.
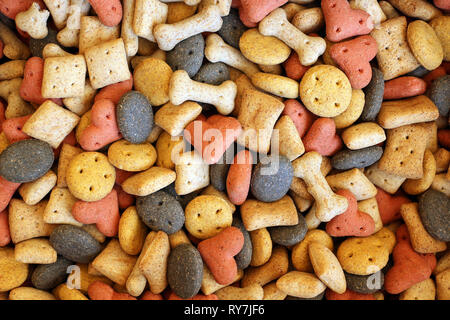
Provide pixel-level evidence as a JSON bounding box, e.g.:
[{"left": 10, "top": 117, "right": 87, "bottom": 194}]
[
  {"left": 193, "top": 62, "right": 230, "bottom": 85},
  {"left": 331, "top": 146, "right": 383, "bottom": 170},
  {"left": 345, "top": 270, "right": 384, "bottom": 294},
  {"left": 217, "top": 8, "right": 247, "bottom": 49},
  {"left": 427, "top": 75, "right": 450, "bottom": 117},
  {"left": 232, "top": 216, "right": 252, "bottom": 270},
  {"left": 166, "top": 34, "right": 204, "bottom": 78},
  {"left": 31, "top": 256, "right": 74, "bottom": 290},
  {"left": 419, "top": 189, "right": 450, "bottom": 242},
  {"left": 360, "top": 67, "right": 384, "bottom": 121},
  {"left": 268, "top": 212, "right": 307, "bottom": 246}
]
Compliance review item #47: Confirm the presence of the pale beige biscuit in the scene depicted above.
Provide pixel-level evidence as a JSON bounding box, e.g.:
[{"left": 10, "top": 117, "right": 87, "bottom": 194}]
[
  {"left": 108, "top": 140, "right": 157, "bottom": 172},
  {"left": 201, "top": 265, "right": 244, "bottom": 295},
  {"left": 15, "top": 3, "right": 50, "bottom": 39},
  {"left": 43, "top": 187, "right": 82, "bottom": 226},
  {"left": 239, "top": 28, "right": 291, "bottom": 66},
  {"left": 232, "top": 74, "right": 258, "bottom": 117},
  {"left": 8, "top": 199, "right": 53, "bottom": 244},
  {"left": 378, "top": 123, "right": 428, "bottom": 179},
  {"left": 19, "top": 170, "right": 57, "bottom": 206},
  {"left": 326, "top": 168, "right": 377, "bottom": 201},
  {"left": 84, "top": 38, "right": 131, "bottom": 89},
  {"left": 365, "top": 161, "right": 406, "bottom": 194},
  {"left": 138, "top": 231, "right": 170, "bottom": 294},
  {"left": 42, "top": 43, "right": 72, "bottom": 58},
  {"left": 66, "top": 152, "right": 116, "bottom": 202},
  {"left": 276, "top": 271, "right": 326, "bottom": 299},
  {"left": 401, "top": 202, "right": 447, "bottom": 254},
  {"left": 250, "top": 72, "right": 299, "bottom": 99},
  {"left": 121, "top": 166, "right": 176, "bottom": 196},
  {"left": 378, "top": 1, "right": 399, "bottom": 19},
  {"left": 44, "top": 0, "right": 70, "bottom": 29},
  {"left": 430, "top": 16, "right": 450, "bottom": 62},
  {"left": 175, "top": 151, "right": 210, "bottom": 195},
  {"left": 388, "top": 0, "right": 442, "bottom": 21},
  {"left": 22, "top": 100, "right": 80, "bottom": 148},
  {"left": 300, "top": 65, "right": 352, "bottom": 117},
  {"left": 399, "top": 278, "right": 436, "bottom": 300},
  {"left": 92, "top": 239, "right": 137, "bottom": 286},
  {"left": 41, "top": 55, "right": 86, "bottom": 98},
  {"left": 198, "top": 0, "right": 231, "bottom": 16},
  {"left": 241, "top": 195, "right": 298, "bottom": 231},
  {"left": 274, "top": 115, "right": 305, "bottom": 161},
  {"left": 237, "top": 89, "right": 284, "bottom": 154},
  {"left": 291, "top": 7, "right": 324, "bottom": 34},
  {"left": 133, "top": 0, "right": 168, "bottom": 42},
  {"left": 134, "top": 58, "right": 173, "bottom": 107},
  {"left": 407, "top": 20, "right": 444, "bottom": 71},
  {"left": 63, "top": 79, "right": 97, "bottom": 116},
  {"left": 57, "top": 144, "right": 83, "bottom": 188},
  {"left": 9, "top": 287, "right": 56, "bottom": 300},
  {"left": 436, "top": 269, "right": 450, "bottom": 300},
  {"left": 201, "top": 185, "right": 236, "bottom": 214},
  {"left": 155, "top": 132, "right": 184, "bottom": 170},
  {"left": 357, "top": 197, "right": 383, "bottom": 233},
  {"left": 216, "top": 284, "right": 264, "bottom": 300},
  {"left": 242, "top": 247, "right": 289, "bottom": 288},
  {"left": 0, "top": 60, "right": 26, "bottom": 81},
  {"left": 370, "top": 16, "right": 420, "bottom": 80},
  {"left": 290, "top": 157, "right": 332, "bottom": 201},
  {"left": 282, "top": 3, "right": 305, "bottom": 21},
  {"left": 259, "top": 8, "right": 326, "bottom": 66},
  {"left": 249, "top": 228, "right": 272, "bottom": 267},
  {"left": 341, "top": 122, "right": 386, "bottom": 150},
  {"left": 0, "top": 78, "right": 34, "bottom": 119},
  {"left": 78, "top": 16, "right": 120, "bottom": 53},
  {"left": 0, "top": 21, "right": 30, "bottom": 60},
  {"left": 154, "top": 101, "right": 202, "bottom": 137},
  {"left": 402, "top": 149, "right": 436, "bottom": 195},
  {"left": 185, "top": 195, "right": 233, "bottom": 239},
  {"left": 349, "top": 0, "right": 386, "bottom": 26},
  {"left": 290, "top": 191, "right": 313, "bottom": 213},
  {"left": 304, "top": 203, "right": 321, "bottom": 229},
  {"left": 14, "top": 238, "right": 57, "bottom": 264},
  {"left": 122, "top": 0, "right": 138, "bottom": 57},
  {"left": 431, "top": 173, "right": 450, "bottom": 197},
  {"left": 263, "top": 282, "right": 288, "bottom": 300},
  {"left": 309, "top": 242, "right": 346, "bottom": 294},
  {"left": 82, "top": 224, "right": 106, "bottom": 243}
]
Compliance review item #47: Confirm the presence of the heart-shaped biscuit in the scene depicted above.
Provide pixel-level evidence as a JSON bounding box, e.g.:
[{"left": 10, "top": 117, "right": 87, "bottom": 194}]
[
  {"left": 375, "top": 187, "right": 411, "bottom": 224},
  {"left": 302, "top": 118, "right": 343, "bottom": 156}
]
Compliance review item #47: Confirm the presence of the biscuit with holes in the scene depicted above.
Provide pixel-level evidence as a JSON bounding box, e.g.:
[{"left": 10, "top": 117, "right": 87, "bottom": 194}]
[
  {"left": 43, "top": 187, "right": 82, "bottom": 226},
  {"left": 365, "top": 161, "right": 406, "bottom": 194},
  {"left": 79, "top": 16, "right": 120, "bottom": 53},
  {"left": 175, "top": 151, "right": 210, "bottom": 195},
  {"left": 41, "top": 54, "right": 86, "bottom": 98},
  {"left": 326, "top": 168, "right": 377, "bottom": 201},
  {"left": 378, "top": 124, "right": 428, "bottom": 179},
  {"left": 402, "top": 149, "right": 436, "bottom": 195},
  {"left": 299, "top": 65, "right": 352, "bottom": 117},
  {"left": 84, "top": 38, "right": 131, "bottom": 89},
  {"left": 357, "top": 197, "right": 383, "bottom": 233},
  {"left": 370, "top": 16, "right": 420, "bottom": 80}
]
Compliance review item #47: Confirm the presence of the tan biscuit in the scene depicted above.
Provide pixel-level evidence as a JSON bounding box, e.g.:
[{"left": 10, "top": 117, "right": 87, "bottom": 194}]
[
  {"left": 402, "top": 149, "right": 436, "bottom": 195},
  {"left": 399, "top": 278, "right": 436, "bottom": 300},
  {"left": 0, "top": 60, "right": 26, "bottom": 81},
  {"left": 249, "top": 228, "right": 272, "bottom": 267},
  {"left": 154, "top": 101, "right": 202, "bottom": 137},
  {"left": 57, "top": 144, "right": 83, "bottom": 188},
  {"left": 341, "top": 122, "right": 386, "bottom": 150},
  {"left": 388, "top": 0, "right": 442, "bottom": 21},
  {"left": 19, "top": 170, "right": 57, "bottom": 206},
  {"left": 108, "top": 140, "right": 157, "bottom": 172},
  {"left": 121, "top": 166, "right": 176, "bottom": 196},
  {"left": 365, "top": 161, "right": 406, "bottom": 194},
  {"left": 274, "top": 115, "right": 305, "bottom": 161},
  {"left": 133, "top": 0, "right": 168, "bottom": 42},
  {"left": 250, "top": 72, "right": 299, "bottom": 99},
  {"left": 407, "top": 20, "right": 444, "bottom": 70},
  {"left": 175, "top": 151, "right": 209, "bottom": 195},
  {"left": 43, "top": 187, "right": 82, "bottom": 226},
  {"left": 14, "top": 238, "right": 57, "bottom": 264},
  {"left": 78, "top": 16, "right": 120, "bottom": 53},
  {"left": 276, "top": 271, "right": 326, "bottom": 299},
  {"left": 430, "top": 16, "right": 450, "bottom": 62}
]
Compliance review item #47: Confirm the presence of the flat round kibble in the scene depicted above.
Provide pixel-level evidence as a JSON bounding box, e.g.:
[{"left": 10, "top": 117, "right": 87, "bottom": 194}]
[
  {"left": 251, "top": 155, "right": 294, "bottom": 203},
  {"left": 29, "top": 28, "right": 59, "bottom": 58},
  {"left": 419, "top": 189, "right": 450, "bottom": 242},
  {"left": 269, "top": 212, "right": 307, "bottom": 246},
  {"left": 217, "top": 8, "right": 247, "bottom": 49},
  {"left": 300, "top": 65, "right": 352, "bottom": 117},
  {"left": 345, "top": 271, "right": 384, "bottom": 294},
  {"left": 167, "top": 243, "right": 203, "bottom": 299},
  {"left": 31, "top": 256, "right": 73, "bottom": 290},
  {"left": 427, "top": 75, "right": 450, "bottom": 117},
  {"left": 108, "top": 140, "right": 157, "bottom": 172},
  {"left": 136, "top": 190, "right": 185, "bottom": 235},
  {"left": 193, "top": 62, "right": 230, "bottom": 85},
  {"left": 331, "top": 146, "right": 383, "bottom": 170},
  {"left": 232, "top": 216, "right": 253, "bottom": 270},
  {"left": 210, "top": 162, "right": 230, "bottom": 192},
  {"left": 407, "top": 20, "right": 444, "bottom": 71},
  {"left": 166, "top": 34, "right": 204, "bottom": 78},
  {"left": 0, "top": 247, "right": 28, "bottom": 292},
  {"left": 240, "top": 28, "right": 291, "bottom": 65},
  {"left": 0, "top": 139, "right": 54, "bottom": 183},
  {"left": 66, "top": 152, "right": 115, "bottom": 202},
  {"left": 116, "top": 91, "right": 153, "bottom": 144},
  {"left": 49, "top": 225, "right": 102, "bottom": 264},
  {"left": 134, "top": 58, "right": 173, "bottom": 106},
  {"left": 184, "top": 195, "right": 233, "bottom": 239},
  {"left": 361, "top": 67, "right": 384, "bottom": 122}
]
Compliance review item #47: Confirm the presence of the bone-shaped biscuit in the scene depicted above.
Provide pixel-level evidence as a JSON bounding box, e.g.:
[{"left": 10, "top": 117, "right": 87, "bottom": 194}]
[
  {"left": 57, "top": 0, "right": 90, "bottom": 47},
  {"left": 169, "top": 70, "right": 237, "bottom": 115},
  {"left": 15, "top": 2, "right": 50, "bottom": 40},
  {"left": 205, "top": 33, "right": 260, "bottom": 78},
  {"left": 0, "top": 21, "right": 30, "bottom": 60},
  {"left": 292, "top": 151, "right": 348, "bottom": 222},
  {"left": 199, "top": 0, "right": 232, "bottom": 16},
  {"left": 259, "top": 8, "right": 325, "bottom": 66},
  {"left": 154, "top": 5, "right": 223, "bottom": 51}
]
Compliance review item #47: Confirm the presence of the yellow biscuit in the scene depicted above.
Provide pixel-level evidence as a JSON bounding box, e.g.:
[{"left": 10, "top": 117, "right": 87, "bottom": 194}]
[
  {"left": 155, "top": 132, "right": 184, "bottom": 170},
  {"left": 0, "top": 247, "right": 29, "bottom": 292},
  {"left": 108, "top": 139, "right": 157, "bottom": 172},
  {"left": 121, "top": 166, "right": 176, "bottom": 196},
  {"left": 333, "top": 89, "right": 365, "bottom": 129},
  {"left": 250, "top": 72, "right": 299, "bottom": 99},
  {"left": 430, "top": 16, "right": 450, "bottom": 62}
]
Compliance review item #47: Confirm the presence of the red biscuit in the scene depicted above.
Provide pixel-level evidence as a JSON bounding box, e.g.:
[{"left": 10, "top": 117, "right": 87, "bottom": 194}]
[
  {"left": 113, "top": 184, "right": 135, "bottom": 210},
  {"left": 433, "top": 0, "right": 450, "bottom": 10},
  {"left": 79, "top": 99, "right": 122, "bottom": 151},
  {"left": 20, "top": 57, "right": 62, "bottom": 106},
  {"left": 0, "top": 210, "right": 11, "bottom": 247},
  {"left": 1, "top": 115, "right": 31, "bottom": 144},
  {"left": 423, "top": 66, "right": 447, "bottom": 88},
  {"left": 238, "top": 0, "right": 288, "bottom": 27},
  {"left": 226, "top": 149, "right": 253, "bottom": 205},
  {"left": 325, "top": 288, "right": 376, "bottom": 300},
  {"left": 384, "top": 225, "right": 436, "bottom": 294},
  {"left": 87, "top": 0, "right": 122, "bottom": 27},
  {"left": 168, "top": 292, "right": 219, "bottom": 300},
  {"left": 282, "top": 99, "right": 316, "bottom": 138},
  {"left": 383, "top": 77, "right": 427, "bottom": 100},
  {"left": 0, "top": 0, "right": 45, "bottom": 19},
  {"left": 94, "top": 76, "right": 133, "bottom": 105},
  {"left": 88, "top": 281, "right": 137, "bottom": 300},
  {"left": 197, "top": 226, "right": 244, "bottom": 285},
  {"left": 326, "top": 189, "right": 375, "bottom": 237},
  {"left": 375, "top": 188, "right": 411, "bottom": 225},
  {"left": 184, "top": 114, "right": 242, "bottom": 165},
  {"left": 0, "top": 40, "right": 3, "bottom": 59},
  {"left": 232, "top": 0, "right": 241, "bottom": 8},
  {"left": 330, "top": 35, "right": 378, "bottom": 89},
  {"left": 72, "top": 189, "right": 120, "bottom": 237},
  {"left": 283, "top": 52, "right": 311, "bottom": 81},
  {"left": 302, "top": 117, "right": 343, "bottom": 156},
  {"left": 0, "top": 176, "right": 21, "bottom": 212},
  {"left": 438, "top": 129, "right": 450, "bottom": 149},
  {"left": 114, "top": 168, "right": 134, "bottom": 186},
  {"left": 140, "top": 291, "right": 164, "bottom": 300},
  {"left": 322, "top": 0, "right": 374, "bottom": 42}
]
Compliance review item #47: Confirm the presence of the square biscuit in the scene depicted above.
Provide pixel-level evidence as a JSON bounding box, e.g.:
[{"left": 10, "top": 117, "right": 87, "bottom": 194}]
[
  {"left": 79, "top": 16, "right": 120, "bottom": 54},
  {"left": 42, "top": 54, "right": 87, "bottom": 98},
  {"left": 22, "top": 100, "right": 80, "bottom": 149},
  {"left": 19, "top": 170, "right": 57, "bottom": 206},
  {"left": 371, "top": 16, "right": 420, "bottom": 80},
  {"left": 84, "top": 38, "right": 131, "bottom": 89},
  {"left": 133, "top": 0, "right": 168, "bottom": 42},
  {"left": 57, "top": 143, "right": 83, "bottom": 188}
]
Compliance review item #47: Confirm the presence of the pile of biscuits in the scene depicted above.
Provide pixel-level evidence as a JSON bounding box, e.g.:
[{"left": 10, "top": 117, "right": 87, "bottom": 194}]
[{"left": 0, "top": 0, "right": 449, "bottom": 301}]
